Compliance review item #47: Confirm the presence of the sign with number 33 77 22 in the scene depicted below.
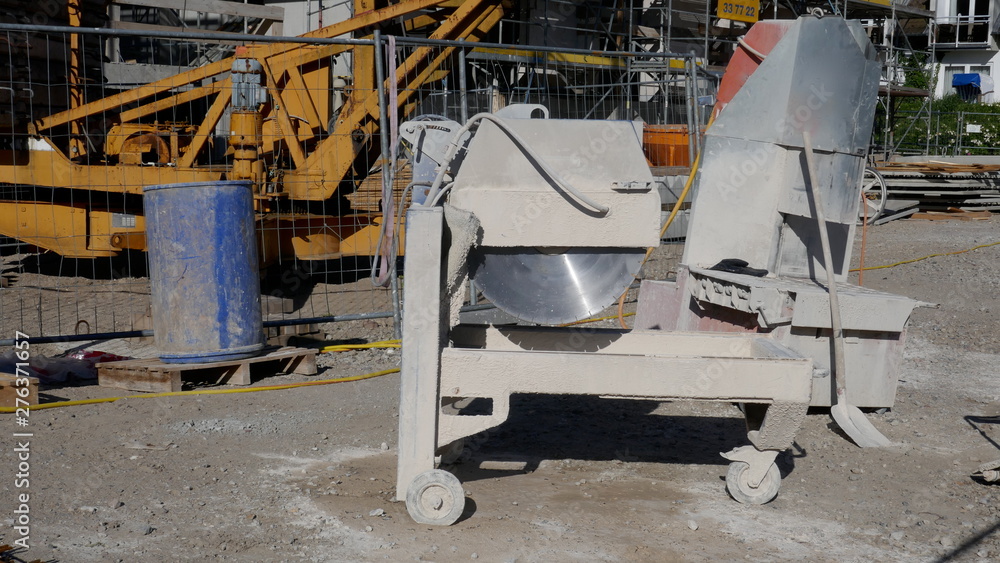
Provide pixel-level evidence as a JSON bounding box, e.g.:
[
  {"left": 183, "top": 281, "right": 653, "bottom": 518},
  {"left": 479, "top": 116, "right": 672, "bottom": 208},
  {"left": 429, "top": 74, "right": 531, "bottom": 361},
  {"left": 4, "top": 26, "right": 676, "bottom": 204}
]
[{"left": 717, "top": 0, "right": 760, "bottom": 24}]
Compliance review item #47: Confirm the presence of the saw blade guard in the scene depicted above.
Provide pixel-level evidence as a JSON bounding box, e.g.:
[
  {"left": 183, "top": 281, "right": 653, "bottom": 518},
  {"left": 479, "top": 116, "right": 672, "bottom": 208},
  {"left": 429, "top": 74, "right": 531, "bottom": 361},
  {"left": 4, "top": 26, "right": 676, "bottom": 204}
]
[{"left": 402, "top": 107, "right": 661, "bottom": 324}]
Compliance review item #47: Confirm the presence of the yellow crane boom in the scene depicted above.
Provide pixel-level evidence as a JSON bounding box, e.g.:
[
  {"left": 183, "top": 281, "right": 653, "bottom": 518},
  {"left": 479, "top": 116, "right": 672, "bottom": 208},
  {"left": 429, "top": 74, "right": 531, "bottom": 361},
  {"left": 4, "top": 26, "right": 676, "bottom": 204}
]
[{"left": 0, "top": 0, "right": 508, "bottom": 261}]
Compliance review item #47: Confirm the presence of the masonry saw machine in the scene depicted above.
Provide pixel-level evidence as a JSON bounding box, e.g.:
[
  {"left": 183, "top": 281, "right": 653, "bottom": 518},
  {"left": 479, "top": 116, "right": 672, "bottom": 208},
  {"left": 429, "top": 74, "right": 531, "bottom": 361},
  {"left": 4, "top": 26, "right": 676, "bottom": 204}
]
[{"left": 394, "top": 14, "right": 907, "bottom": 525}]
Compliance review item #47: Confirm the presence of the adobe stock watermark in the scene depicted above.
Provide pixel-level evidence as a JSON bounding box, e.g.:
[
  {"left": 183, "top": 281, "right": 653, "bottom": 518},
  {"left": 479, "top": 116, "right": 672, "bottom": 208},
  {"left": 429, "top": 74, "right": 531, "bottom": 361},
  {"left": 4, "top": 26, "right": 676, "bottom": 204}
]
[
  {"left": 10, "top": 330, "right": 33, "bottom": 550},
  {"left": 714, "top": 81, "right": 836, "bottom": 203}
]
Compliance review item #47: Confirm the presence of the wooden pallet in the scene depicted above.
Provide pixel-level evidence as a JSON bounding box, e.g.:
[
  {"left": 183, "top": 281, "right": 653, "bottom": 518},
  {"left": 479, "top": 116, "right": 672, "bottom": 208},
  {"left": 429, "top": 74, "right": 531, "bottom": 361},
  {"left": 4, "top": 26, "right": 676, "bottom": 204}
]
[
  {"left": 97, "top": 347, "right": 318, "bottom": 393},
  {"left": 0, "top": 373, "right": 39, "bottom": 406},
  {"left": 876, "top": 161, "right": 1000, "bottom": 174}
]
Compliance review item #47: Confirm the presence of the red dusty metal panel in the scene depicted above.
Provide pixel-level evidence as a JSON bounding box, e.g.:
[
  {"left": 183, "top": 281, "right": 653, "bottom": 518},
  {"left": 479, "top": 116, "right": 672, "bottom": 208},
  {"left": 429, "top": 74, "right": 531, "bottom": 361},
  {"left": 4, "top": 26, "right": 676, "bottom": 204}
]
[{"left": 713, "top": 20, "right": 795, "bottom": 119}]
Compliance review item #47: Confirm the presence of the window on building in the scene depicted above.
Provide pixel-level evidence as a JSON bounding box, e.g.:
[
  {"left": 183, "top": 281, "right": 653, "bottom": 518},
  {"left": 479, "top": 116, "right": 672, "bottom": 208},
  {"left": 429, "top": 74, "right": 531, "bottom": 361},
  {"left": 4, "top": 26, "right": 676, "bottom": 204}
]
[
  {"left": 943, "top": 65, "right": 964, "bottom": 91},
  {"left": 970, "top": 66, "right": 995, "bottom": 100}
]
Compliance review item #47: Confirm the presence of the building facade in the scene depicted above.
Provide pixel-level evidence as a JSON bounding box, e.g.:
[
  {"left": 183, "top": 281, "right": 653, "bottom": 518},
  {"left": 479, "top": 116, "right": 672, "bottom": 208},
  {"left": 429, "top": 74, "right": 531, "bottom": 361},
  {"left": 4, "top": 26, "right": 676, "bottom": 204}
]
[{"left": 933, "top": 0, "right": 999, "bottom": 100}]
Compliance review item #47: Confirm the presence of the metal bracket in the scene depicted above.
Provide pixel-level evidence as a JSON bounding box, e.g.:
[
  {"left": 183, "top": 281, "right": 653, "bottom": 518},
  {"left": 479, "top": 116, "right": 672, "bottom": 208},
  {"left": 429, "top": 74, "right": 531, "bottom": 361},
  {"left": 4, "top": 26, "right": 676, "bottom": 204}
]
[
  {"left": 721, "top": 445, "right": 779, "bottom": 488},
  {"left": 611, "top": 180, "right": 654, "bottom": 192}
]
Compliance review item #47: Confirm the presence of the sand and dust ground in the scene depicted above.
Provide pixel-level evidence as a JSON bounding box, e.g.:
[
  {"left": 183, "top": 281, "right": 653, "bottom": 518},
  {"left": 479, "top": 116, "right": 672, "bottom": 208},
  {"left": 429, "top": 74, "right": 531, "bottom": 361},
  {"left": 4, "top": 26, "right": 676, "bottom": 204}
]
[{"left": 1, "top": 216, "right": 999, "bottom": 562}]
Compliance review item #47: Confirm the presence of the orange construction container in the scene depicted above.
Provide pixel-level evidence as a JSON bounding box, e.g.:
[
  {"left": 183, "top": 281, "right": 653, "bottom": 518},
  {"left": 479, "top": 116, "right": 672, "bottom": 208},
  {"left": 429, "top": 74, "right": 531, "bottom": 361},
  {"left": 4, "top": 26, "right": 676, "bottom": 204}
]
[{"left": 642, "top": 124, "right": 691, "bottom": 167}]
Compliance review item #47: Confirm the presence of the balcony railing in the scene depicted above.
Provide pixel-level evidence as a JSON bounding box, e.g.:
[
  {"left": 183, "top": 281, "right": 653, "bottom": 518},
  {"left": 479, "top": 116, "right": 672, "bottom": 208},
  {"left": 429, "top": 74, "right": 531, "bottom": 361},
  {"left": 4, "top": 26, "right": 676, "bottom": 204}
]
[{"left": 933, "top": 15, "right": 992, "bottom": 48}]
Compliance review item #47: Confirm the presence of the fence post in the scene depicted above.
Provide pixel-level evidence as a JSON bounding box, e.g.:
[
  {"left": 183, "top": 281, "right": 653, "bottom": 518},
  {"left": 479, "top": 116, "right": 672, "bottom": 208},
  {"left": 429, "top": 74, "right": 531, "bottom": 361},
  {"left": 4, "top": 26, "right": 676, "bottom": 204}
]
[
  {"left": 690, "top": 56, "right": 702, "bottom": 153},
  {"left": 685, "top": 55, "right": 696, "bottom": 165},
  {"left": 374, "top": 30, "right": 404, "bottom": 339},
  {"left": 935, "top": 113, "right": 940, "bottom": 155},
  {"left": 458, "top": 42, "right": 469, "bottom": 124},
  {"left": 955, "top": 111, "right": 963, "bottom": 156},
  {"left": 925, "top": 108, "right": 931, "bottom": 155},
  {"left": 457, "top": 43, "right": 478, "bottom": 305}
]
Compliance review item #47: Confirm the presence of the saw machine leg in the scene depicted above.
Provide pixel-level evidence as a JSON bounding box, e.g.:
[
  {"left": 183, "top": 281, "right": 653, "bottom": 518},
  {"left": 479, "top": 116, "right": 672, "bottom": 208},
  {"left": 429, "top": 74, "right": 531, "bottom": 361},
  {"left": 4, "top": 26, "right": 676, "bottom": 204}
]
[{"left": 396, "top": 207, "right": 469, "bottom": 526}]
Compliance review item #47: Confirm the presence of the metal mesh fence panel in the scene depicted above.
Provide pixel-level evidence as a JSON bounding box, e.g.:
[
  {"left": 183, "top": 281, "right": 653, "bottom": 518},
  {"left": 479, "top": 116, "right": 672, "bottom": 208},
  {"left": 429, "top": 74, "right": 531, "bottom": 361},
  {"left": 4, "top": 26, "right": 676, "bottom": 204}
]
[
  {"left": 0, "top": 22, "right": 699, "bottom": 342},
  {"left": 894, "top": 110, "right": 1000, "bottom": 156}
]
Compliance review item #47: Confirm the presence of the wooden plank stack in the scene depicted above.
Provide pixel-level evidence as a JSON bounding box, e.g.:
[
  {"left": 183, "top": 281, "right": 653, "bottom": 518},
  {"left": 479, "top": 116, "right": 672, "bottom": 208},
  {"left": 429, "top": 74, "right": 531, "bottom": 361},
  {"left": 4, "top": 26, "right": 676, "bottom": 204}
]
[
  {"left": 911, "top": 208, "right": 993, "bottom": 221},
  {"left": 875, "top": 161, "right": 1000, "bottom": 214},
  {"left": 346, "top": 162, "right": 416, "bottom": 213}
]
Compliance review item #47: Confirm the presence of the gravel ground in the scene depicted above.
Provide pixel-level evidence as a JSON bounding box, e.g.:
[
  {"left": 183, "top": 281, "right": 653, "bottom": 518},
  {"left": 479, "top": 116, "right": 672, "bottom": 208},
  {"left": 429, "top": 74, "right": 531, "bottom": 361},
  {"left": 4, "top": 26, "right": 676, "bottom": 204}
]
[{"left": 1, "top": 216, "right": 999, "bottom": 562}]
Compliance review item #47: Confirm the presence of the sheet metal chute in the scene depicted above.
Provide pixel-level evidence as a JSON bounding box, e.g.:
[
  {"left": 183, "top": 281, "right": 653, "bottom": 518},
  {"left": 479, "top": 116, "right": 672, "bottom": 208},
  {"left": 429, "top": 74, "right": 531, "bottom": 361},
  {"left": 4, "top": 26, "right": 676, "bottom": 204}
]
[{"left": 635, "top": 15, "right": 922, "bottom": 411}]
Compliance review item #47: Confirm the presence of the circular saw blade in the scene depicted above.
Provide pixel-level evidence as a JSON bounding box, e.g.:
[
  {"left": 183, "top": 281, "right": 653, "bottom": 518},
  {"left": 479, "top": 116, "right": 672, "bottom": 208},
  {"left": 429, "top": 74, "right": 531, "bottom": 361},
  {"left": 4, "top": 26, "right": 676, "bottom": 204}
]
[{"left": 468, "top": 247, "right": 645, "bottom": 325}]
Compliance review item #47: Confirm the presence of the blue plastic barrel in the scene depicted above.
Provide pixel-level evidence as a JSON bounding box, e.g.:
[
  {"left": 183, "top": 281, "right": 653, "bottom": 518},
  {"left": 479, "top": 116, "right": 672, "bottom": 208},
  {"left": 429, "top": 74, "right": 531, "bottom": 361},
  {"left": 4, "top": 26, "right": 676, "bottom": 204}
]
[{"left": 143, "top": 181, "right": 264, "bottom": 363}]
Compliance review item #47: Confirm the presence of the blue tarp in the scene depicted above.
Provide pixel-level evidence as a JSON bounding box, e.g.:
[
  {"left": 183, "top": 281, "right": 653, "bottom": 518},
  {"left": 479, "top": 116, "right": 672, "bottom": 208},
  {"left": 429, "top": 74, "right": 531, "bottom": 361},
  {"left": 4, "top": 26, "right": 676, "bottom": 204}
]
[{"left": 953, "top": 73, "right": 982, "bottom": 88}]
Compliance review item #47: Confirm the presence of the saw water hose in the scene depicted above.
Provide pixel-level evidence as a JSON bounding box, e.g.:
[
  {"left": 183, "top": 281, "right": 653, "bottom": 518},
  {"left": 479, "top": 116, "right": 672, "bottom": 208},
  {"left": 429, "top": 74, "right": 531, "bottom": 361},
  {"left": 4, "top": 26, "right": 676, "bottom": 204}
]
[
  {"left": 422, "top": 112, "right": 609, "bottom": 214},
  {"left": 560, "top": 311, "right": 635, "bottom": 327},
  {"left": 1, "top": 341, "right": 402, "bottom": 413}
]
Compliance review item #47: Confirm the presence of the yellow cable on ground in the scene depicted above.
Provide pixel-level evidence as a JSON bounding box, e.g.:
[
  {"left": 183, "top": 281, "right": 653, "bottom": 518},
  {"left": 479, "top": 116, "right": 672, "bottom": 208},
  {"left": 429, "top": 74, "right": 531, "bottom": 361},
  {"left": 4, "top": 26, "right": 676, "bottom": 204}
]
[
  {"left": 0, "top": 368, "right": 400, "bottom": 413},
  {"left": 850, "top": 240, "right": 1000, "bottom": 272},
  {"left": 321, "top": 339, "right": 401, "bottom": 353},
  {"left": 0, "top": 341, "right": 403, "bottom": 413}
]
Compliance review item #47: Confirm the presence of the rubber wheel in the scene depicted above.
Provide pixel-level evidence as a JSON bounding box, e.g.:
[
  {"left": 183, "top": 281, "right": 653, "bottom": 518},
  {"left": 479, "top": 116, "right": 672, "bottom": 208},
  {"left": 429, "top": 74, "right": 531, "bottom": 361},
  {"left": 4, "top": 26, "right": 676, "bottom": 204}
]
[
  {"left": 405, "top": 469, "right": 466, "bottom": 525},
  {"left": 725, "top": 462, "right": 781, "bottom": 505}
]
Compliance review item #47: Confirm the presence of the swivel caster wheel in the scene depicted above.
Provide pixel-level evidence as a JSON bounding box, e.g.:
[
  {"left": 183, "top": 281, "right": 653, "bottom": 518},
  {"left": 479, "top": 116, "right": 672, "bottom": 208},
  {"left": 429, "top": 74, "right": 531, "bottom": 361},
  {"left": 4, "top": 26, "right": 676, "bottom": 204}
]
[
  {"left": 726, "top": 461, "right": 781, "bottom": 505},
  {"left": 405, "top": 469, "right": 466, "bottom": 525}
]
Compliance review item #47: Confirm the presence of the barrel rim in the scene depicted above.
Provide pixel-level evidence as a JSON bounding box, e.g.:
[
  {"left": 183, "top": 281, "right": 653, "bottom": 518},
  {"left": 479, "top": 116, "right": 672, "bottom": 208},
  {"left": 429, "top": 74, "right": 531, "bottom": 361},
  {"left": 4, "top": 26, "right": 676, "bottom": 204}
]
[
  {"left": 158, "top": 342, "right": 265, "bottom": 364},
  {"left": 143, "top": 180, "right": 253, "bottom": 193}
]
